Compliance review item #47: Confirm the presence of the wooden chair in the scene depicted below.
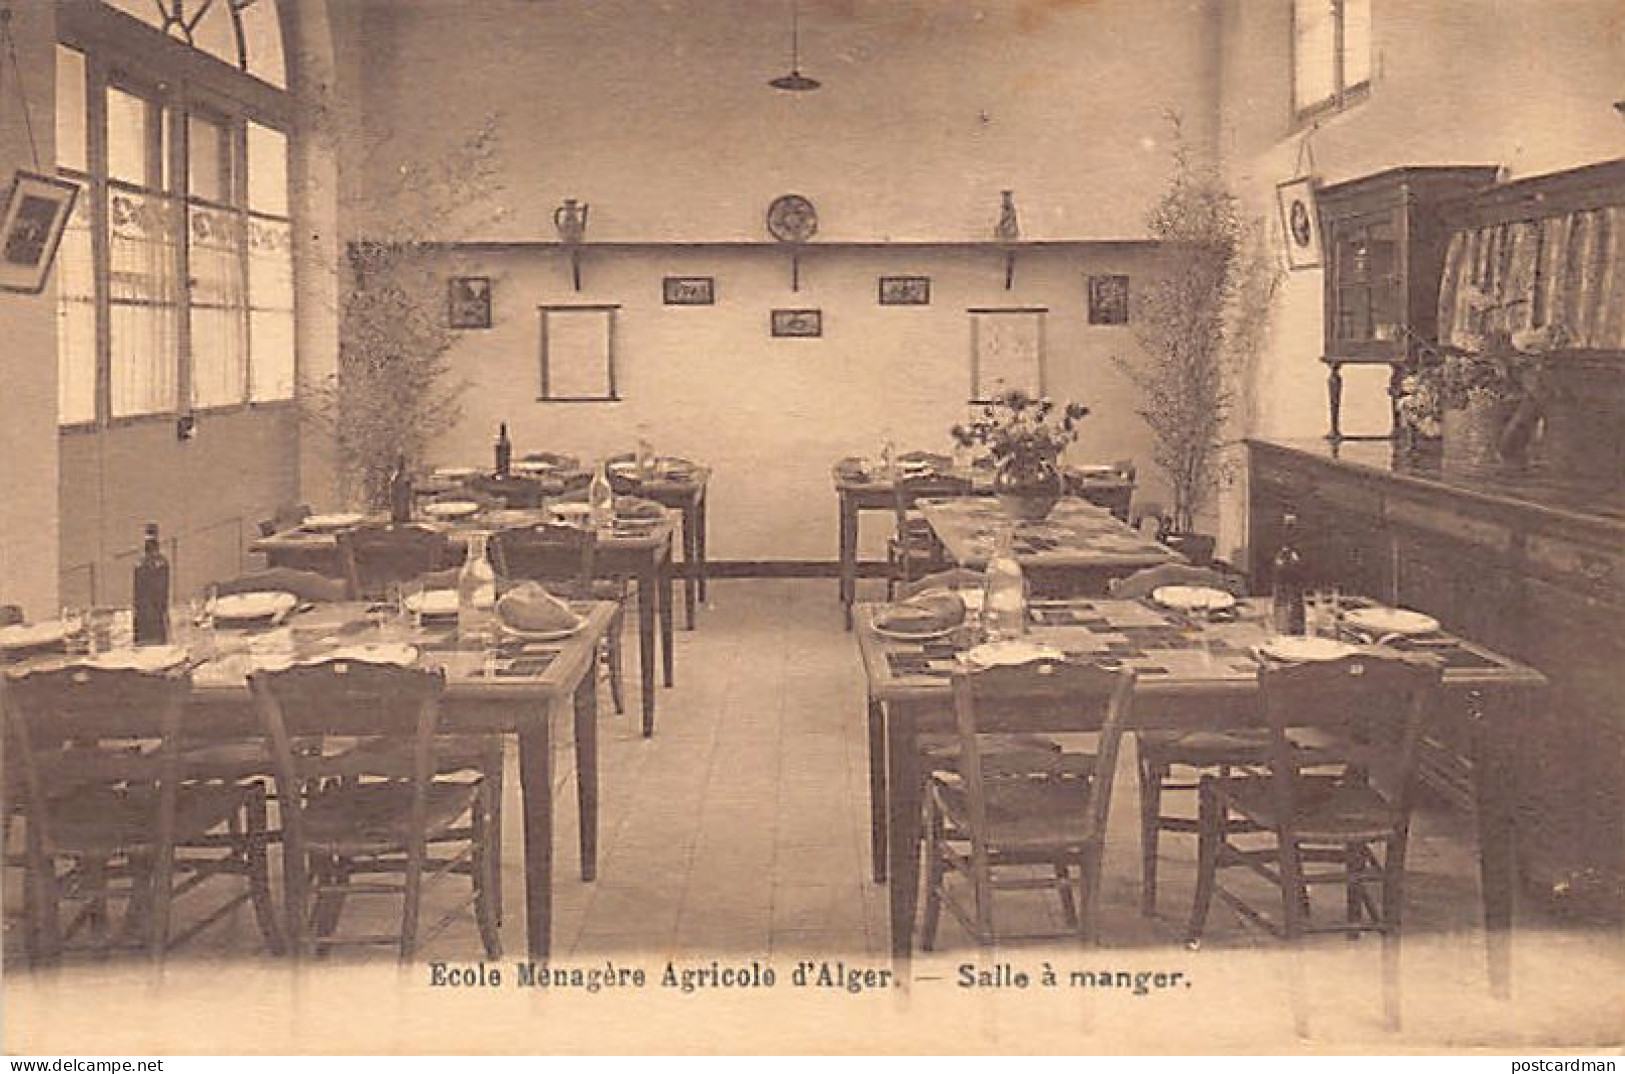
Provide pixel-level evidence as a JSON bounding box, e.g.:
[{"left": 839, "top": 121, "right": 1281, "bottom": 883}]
[
  {"left": 249, "top": 659, "right": 501, "bottom": 962},
  {"left": 338, "top": 524, "right": 449, "bottom": 601},
  {"left": 887, "top": 473, "right": 972, "bottom": 600},
  {"left": 1186, "top": 652, "right": 1440, "bottom": 1029},
  {"left": 464, "top": 474, "right": 547, "bottom": 509},
  {"left": 5, "top": 663, "right": 280, "bottom": 964},
  {"left": 211, "top": 567, "right": 349, "bottom": 604},
  {"left": 1109, "top": 563, "right": 1266, "bottom": 917},
  {"left": 491, "top": 523, "right": 626, "bottom": 716},
  {"left": 922, "top": 657, "right": 1135, "bottom": 949}
]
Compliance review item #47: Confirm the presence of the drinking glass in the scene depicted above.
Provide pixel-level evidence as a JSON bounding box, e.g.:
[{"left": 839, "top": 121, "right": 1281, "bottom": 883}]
[
  {"left": 60, "top": 605, "right": 88, "bottom": 655},
  {"left": 1307, "top": 587, "right": 1343, "bottom": 639}
]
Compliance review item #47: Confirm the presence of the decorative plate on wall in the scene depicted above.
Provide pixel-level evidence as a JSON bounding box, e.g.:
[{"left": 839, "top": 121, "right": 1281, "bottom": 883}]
[{"left": 766, "top": 194, "right": 818, "bottom": 243}]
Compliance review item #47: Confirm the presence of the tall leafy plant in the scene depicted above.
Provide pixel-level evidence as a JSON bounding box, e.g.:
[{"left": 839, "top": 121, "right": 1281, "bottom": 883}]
[
  {"left": 300, "top": 117, "right": 505, "bottom": 508},
  {"left": 1115, "top": 114, "right": 1277, "bottom": 537}
]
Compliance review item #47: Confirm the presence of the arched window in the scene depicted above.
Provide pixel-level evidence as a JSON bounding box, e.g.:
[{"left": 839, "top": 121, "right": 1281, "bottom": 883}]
[{"left": 56, "top": 0, "right": 295, "bottom": 426}]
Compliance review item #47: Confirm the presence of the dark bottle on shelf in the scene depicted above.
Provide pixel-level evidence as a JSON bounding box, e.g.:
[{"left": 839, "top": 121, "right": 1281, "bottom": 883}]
[
  {"left": 1271, "top": 513, "right": 1306, "bottom": 636},
  {"left": 494, "top": 422, "right": 512, "bottom": 476},
  {"left": 132, "top": 522, "right": 171, "bottom": 645},
  {"left": 388, "top": 452, "right": 413, "bottom": 524}
]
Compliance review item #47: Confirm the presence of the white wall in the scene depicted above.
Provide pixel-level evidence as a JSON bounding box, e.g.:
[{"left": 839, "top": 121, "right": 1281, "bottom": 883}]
[
  {"left": 0, "top": 1, "right": 60, "bottom": 620},
  {"left": 427, "top": 242, "right": 1178, "bottom": 561}
]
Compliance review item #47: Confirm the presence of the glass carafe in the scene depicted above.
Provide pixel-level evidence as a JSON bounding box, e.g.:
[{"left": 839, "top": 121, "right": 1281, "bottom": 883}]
[
  {"left": 458, "top": 532, "right": 497, "bottom": 644},
  {"left": 981, "top": 525, "right": 1027, "bottom": 641}
]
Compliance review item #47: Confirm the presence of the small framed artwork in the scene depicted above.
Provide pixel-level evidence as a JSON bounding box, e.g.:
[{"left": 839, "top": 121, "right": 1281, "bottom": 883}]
[
  {"left": 1276, "top": 175, "right": 1323, "bottom": 270},
  {"left": 448, "top": 276, "right": 492, "bottom": 329},
  {"left": 0, "top": 171, "right": 80, "bottom": 294},
  {"left": 662, "top": 276, "right": 715, "bottom": 305},
  {"left": 878, "top": 275, "right": 931, "bottom": 306},
  {"left": 1087, "top": 274, "right": 1130, "bottom": 325},
  {"left": 771, "top": 308, "right": 822, "bottom": 338}
]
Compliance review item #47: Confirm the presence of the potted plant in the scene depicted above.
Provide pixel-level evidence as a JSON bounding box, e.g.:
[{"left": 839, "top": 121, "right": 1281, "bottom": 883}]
[
  {"left": 1114, "top": 116, "right": 1273, "bottom": 565},
  {"left": 952, "top": 388, "right": 1090, "bottom": 521}
]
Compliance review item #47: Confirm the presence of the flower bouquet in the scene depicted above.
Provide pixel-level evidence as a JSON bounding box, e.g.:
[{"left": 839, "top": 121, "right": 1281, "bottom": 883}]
[{"left": 952, "top": 389, "right": 1090, "bottom": 521}]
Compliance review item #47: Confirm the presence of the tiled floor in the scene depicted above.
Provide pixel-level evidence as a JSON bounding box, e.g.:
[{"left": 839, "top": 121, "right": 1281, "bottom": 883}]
[{"left": 5, "top": 580, "right": 1622, "bottom": 1052}]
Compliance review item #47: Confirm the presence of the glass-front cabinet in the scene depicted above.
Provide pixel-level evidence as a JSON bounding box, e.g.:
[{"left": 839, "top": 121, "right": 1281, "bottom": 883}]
[{"left": 1317, "top": 166, "right": 1499, "bottom": 440}]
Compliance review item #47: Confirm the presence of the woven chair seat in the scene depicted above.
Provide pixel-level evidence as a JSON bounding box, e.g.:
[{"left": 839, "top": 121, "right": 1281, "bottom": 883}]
[
  {"left": 42, "top": 783, "right": 252, "bottom": 857},
  {"left": 1213, "top": 774, "right": 1402, "bottom": 843},
  {"left": 299, "top": 780, "right": 480, "bottom": 853},
  {"left": 1137, "top": 728, "right": 1272, "bottom": 764},
  {"left": 932, "top": 766, "right": 1101, "bottom": 850}
]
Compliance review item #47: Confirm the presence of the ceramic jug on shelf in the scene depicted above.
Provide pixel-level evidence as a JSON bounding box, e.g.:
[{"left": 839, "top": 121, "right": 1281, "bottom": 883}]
[{"left": 554, "top": 199, "right": 589, "bottom": 244}]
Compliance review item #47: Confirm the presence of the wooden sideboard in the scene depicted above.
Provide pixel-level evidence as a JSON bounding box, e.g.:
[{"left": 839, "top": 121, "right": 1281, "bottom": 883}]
[{"left": 1248, "top": 438, "right": 1625, "bottom": 921}]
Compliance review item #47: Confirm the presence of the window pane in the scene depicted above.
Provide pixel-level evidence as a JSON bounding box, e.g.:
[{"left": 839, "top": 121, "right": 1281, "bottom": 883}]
[
  {"left": 1343, "top": 0, "right": 1372, "bottom": 88},
  {"left": 189, "top": 114, "right": 228, "bottom": 202},
  {"left": 248, "top": 216, "right": 293, "bottom": 401},
  {"left": 189, "top": 204, "right": 246, "bottom": 407},
  {"left": 190, "top": 1, "right": 240, "bottom": 68},
  {"left": 1293, "top": 0, "right": 1336, "bottom": 115},
  {"left": 250, "top": 311, "right": 295, "bottom": 401},
  {"left": 246, "top": 123, "right": 288, "bottom": 216},
  {"left": 107, "top": 86, "right": 150, "bottom": 185},
  {"left": 241, "top": 0, "right": 288, "bottom": 90},
  {"left": 56, "top": 194, "right": 96, "bottom": 423},
  {"left": 109, "top": 188, "right": 180, "bottom": 416},
  {"left": 56, "top": 47, "right": 87, "bottom": 172}
]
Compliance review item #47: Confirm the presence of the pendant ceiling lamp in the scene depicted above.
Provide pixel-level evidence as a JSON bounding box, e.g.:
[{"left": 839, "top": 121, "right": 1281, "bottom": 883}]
[{"left": 769, "top": 0, "right": 820, "bottom": 91}]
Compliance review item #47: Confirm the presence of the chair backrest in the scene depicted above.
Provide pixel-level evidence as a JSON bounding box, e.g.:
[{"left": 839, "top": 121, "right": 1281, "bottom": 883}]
[
  {"left": 211, "top": 567, "right": 348, "bottom": 604},
  {"left": 1256, "top": 653, "right": 1441, "bottom": 832},
  {"left": 491, "top": 523, "right": 596, "bottom": 591},
  {"left": 893, "top": 472, "right": 972, "bottom": 527},
  {"left": 465, "top": 474, "right": 546, "bottom": 509},
  {"left": 337, "top": 524, "right": 449, "bottom": 601},
  {"left": 4, "top": 664, "right": 192, "bottom": 856},
  {"left": 950, "top": 658, "right": 1136, "bottom": 850},
  {"left": 899, "top": 567, "right": 985, "bottom": 600},
  {"left": 1109, "top": 563, "right": 1247, "bottom": 600}
]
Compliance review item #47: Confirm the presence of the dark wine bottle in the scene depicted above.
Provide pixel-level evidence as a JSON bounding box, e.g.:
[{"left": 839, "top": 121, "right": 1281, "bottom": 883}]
[
  {"left": 132, "top": 522, "right": 170, "bottom": 645},
  {"left": 389, "top": 452, "right": 413, "bottom": 524},
  {"left": 494, "top": 422, "right": 512, "bottom": 476},
  {"left": 1271, "top": 513, "right": 1306, "bottom": 636}
]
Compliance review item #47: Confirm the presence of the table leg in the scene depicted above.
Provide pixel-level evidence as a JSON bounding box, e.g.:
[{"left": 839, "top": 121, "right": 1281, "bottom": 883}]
[
  {"left": 660, "top": 544, "right": 676, "bottom": 689},
  {"left": 840, "top": 493, "right": 858, "bottom": 631},
  {"left": 695, "top": 491, "right": 708, "bottom": 605},
  {"left": 573, "top": 666, "right": 599, "bottom": 882},
  {"left": 681, "top": 502, "right": 698, "bottom": 631},
  {"left": 637, "top": 561, "right": 658, "bottom": 738},
  {"left": 886, "top": 701, "right": 922, "bottom": 971},
  {"left": 1474, "top": 687, "right": 1519, "bottom": 1000},
  {"left": 868, "top": 694, "right": 888, "bottom": 884},
  {"left": 518, "top": 702, "right": 555, "bottom": 960}
]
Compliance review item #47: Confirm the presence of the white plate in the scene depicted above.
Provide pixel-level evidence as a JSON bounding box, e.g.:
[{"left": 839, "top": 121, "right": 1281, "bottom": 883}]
[
  {"left": 433, "top": 467, "right": 478, "bottom": 479},
  {"left": 1343, "top": 607, "right": 1440, "bottom": 637},
  {"left": 403, "top": 589, "right": 459, "bottom": 618},
  {"left": 499, "top": 619, "right": 584, "bottom": 641},
  {"left": 511, "top": 460, "right": 555, "bottom": 473},
  {"left": 0, "top": 621, "right": 68, "bottom": 652},
  {"left": 1075, "top": 464, "right": 1119, "bottom": 477},
  {"left": 1258, "top": 636, "right": 1358, "bottom": 663},
  {"left": 301, "top": 512, "right": 365, "bottom": 533},
  {"left": 963, "top": 640, "right": 1064, "bottom": 668},
  {"left": 1152, "top": 585, "right": 1237, "bottom": 613},
  {"left": 874, "top": 623, "right": 956, "bottom": 642},
  {"left": 87, "top": 645, "right": 189, "bottom": 672},
  {"left": 211, "top": 591, "right": 298, "bottom": 623},
  {"left": 423, "top": 500, "right": 482, "bottom": 520}
]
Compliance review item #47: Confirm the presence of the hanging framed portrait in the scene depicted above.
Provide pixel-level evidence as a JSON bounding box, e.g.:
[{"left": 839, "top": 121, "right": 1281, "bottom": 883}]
[
  {"left": 1275, "top": 176, "right": 1323, "bottom": 270},
  {"left": 448, "top": 275, "right": 492, "bottom": 329},
  {"left": 0, "top": 171, "right": 80, "bottom": 294}
]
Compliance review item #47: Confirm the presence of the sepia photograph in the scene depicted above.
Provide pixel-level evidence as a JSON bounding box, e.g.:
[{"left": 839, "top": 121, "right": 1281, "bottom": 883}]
[{"left": 1, "top": 0, "right": 1623, "bottom": 1059}]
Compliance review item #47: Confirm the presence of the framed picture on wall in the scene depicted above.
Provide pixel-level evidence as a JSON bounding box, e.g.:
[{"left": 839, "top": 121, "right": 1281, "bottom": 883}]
[
  {"left": 771, "top": 308, "right": 822, "bottom": 338},
  {"left": 1087, "top": 274, "right": 1130, "bottom": 324},
  {"left": 0, "top": 171, "right": 80, "bottom": 294},
  {"left": 878, "top": 275, "right": 931, "bottom": 305},
  {"left": 662, "top": 276, "right": 715, "bottom": 305},
  {"left": 1276, "top": 176, "right": 1323, "bottom": 270},
  {"left": 448, "top": 276, "right": 492, "bottom": 329}
]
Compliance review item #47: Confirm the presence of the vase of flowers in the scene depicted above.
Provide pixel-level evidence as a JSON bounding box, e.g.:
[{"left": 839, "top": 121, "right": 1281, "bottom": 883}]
[{"left": 952, "top": 389, "right": 1090, "bottom": 522}]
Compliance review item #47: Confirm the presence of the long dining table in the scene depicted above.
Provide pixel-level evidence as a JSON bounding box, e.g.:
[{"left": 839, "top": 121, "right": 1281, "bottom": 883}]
[
  {"left": 832, "top": 460, "right": 1137, "bottom": 629},
  {"left": 251, "top": 510, "right": 678, "bottom": 737},
  {"left": 1, "top": 600, "right": 617, "bottom": 961},
  {"left": 854, "top": 596, "right": 1548, "bottom": 996}
]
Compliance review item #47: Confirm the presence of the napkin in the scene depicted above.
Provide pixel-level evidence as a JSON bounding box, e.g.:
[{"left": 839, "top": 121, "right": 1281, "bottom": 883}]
[
  {"left": 496, "top": 582, "right": 580, "bottom": 633},
  {"left": 614, "top": 495, "right": 663, "bottom": 520},
  {"left": 877, "top": 589, "right": 967, "bottom": 636}
]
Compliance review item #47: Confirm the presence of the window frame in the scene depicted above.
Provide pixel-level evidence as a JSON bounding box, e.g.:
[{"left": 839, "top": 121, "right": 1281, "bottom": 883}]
[
  {"left": 1290, "top": 0, "right": 1371, "bottom": 127},
  {"left": 56, "top": 1, "right": 296, "bottom": 433}
]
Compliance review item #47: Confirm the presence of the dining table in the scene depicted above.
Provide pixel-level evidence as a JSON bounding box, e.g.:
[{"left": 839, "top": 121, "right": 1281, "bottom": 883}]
[
  {"left": 250, "top": 508, "right": 679, "bottom": 737},
  {"left": 917, "top": 495, "right": 1180, "bottom": 596},
  {"left": 855, "top": 595, "right": 1548, "bottom": 997},
  {"left": 0, "top": 599, "right": 618, "bottom": 961},
  {"left": 606, "top": 459, "right": 711, "bottom": 631},
  {"left": 832, "top": 459, "right": 1137, "bottom": 629}
]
